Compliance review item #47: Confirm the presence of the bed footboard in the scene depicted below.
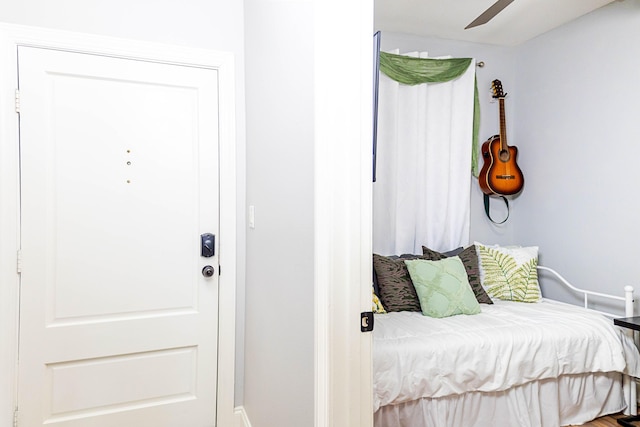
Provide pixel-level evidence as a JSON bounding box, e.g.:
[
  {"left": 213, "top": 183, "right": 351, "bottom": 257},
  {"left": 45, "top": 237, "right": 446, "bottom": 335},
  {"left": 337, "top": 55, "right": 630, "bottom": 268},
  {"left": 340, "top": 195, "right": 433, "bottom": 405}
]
[{"left": 537, "top": 266, "right": 634, "bottom": 317}]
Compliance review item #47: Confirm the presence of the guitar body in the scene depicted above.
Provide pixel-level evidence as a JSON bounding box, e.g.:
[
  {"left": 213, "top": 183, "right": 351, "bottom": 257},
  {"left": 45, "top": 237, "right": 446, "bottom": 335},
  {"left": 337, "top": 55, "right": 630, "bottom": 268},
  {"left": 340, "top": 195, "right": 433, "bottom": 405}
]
[{"left": 479, "top": 134, "right": 524, "bottom": 196}]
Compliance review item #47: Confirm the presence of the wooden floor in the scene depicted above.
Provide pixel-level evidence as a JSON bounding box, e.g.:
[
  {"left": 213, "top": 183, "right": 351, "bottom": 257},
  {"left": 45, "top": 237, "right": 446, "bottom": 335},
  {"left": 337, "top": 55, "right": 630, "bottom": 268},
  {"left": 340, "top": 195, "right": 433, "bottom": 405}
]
[{"left": 578, "top": 413, "right": 632, "bottom": 427}]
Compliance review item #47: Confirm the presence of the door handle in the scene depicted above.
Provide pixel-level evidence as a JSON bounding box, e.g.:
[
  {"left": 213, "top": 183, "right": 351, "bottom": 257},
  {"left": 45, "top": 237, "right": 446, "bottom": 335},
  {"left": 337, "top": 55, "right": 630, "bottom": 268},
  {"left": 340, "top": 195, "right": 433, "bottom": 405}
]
[
  {"left": 202, "top": 265, "right": 215, "bottom": 277},
  {"left": 201, "top": 233, "right": 215, "bottom": 257}
]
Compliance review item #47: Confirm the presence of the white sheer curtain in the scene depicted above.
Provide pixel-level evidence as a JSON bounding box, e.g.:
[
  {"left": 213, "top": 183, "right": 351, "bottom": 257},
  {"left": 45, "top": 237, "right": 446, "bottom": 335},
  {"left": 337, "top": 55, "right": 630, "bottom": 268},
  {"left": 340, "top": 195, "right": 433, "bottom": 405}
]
[{"left": 373, "top": 51, "right": 476, "bottom": 255}]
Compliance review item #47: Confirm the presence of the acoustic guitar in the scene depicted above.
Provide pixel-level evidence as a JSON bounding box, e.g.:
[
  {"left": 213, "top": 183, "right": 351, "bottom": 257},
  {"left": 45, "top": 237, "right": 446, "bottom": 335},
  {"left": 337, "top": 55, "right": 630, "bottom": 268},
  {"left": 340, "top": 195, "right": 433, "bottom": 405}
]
[{"left": 479, "top": 80, "right": 524, "bottom": 196}]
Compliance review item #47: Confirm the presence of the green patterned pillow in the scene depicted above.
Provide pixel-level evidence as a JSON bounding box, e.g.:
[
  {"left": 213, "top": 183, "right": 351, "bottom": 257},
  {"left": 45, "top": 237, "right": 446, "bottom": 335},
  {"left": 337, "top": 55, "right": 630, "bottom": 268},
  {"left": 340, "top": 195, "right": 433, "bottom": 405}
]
[
  {"left": 422, "top": 245, "right": 493, "bottom": 304},
  {"left": 404, "top": 258, "right": 481, "bottom": 318},
  {"left": 474, "top": 242, "right": 541, "bottom": 302}
]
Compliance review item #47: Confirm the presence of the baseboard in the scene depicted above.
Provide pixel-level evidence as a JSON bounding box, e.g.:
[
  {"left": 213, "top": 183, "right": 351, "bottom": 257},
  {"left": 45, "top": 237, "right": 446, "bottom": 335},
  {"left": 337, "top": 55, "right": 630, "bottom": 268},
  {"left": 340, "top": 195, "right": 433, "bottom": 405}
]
[{"left": 234, "top": 406, "right": 252, "bottom": 427}]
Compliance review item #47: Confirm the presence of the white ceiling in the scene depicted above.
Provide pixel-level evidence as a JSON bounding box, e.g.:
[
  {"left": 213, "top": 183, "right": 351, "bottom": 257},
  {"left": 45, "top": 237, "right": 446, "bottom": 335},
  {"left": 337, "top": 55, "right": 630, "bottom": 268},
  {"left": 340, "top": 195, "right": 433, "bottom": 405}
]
[{"left": 375, "top": 0, "right": 615, "bottom": 46}]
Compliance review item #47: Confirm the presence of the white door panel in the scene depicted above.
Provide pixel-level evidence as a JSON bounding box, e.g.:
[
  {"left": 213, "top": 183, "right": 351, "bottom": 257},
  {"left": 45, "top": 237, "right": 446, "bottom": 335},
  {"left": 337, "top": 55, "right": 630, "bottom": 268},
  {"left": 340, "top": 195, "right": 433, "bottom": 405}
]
[{"left": 17, "top": 46, "right": 219, "bottom": 427}]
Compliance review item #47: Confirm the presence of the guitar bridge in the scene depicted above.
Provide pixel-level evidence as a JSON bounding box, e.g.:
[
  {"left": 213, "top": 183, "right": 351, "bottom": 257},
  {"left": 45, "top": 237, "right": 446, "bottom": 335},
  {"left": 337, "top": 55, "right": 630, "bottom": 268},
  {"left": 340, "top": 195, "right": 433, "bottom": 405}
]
[{"left": 495, "top": 175, "right": 516, "bottom": 180}]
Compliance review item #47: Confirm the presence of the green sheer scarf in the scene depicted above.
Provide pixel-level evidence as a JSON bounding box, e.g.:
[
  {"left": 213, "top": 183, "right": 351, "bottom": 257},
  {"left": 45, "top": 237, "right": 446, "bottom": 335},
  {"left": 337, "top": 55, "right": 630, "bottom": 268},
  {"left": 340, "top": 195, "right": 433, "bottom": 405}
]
[{"left": 379, "top": 51, "right": 480, "bottom": 177}]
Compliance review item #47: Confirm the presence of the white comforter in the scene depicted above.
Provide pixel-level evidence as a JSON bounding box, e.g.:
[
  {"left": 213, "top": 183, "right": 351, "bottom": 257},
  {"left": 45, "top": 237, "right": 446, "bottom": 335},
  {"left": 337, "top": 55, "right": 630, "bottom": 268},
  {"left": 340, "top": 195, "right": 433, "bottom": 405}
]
[{"left": 373, "top": 300, "right": 640, "bottom": 412}]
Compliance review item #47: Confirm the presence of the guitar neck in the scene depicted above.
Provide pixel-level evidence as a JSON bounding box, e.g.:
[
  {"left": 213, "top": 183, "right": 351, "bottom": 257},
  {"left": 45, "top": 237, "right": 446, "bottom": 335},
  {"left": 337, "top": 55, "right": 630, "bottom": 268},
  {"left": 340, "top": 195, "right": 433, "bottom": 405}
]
[{"left": 499, "top": 98, "right": 508, "bottom": 149}]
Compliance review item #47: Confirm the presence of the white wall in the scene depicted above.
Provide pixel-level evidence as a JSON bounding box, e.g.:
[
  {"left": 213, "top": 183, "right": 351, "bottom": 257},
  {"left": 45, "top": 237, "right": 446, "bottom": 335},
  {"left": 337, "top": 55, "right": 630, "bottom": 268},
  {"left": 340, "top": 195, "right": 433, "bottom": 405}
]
[
  {"left": 378, "top": 32, "right": 519, "bottom": 247},
  {"left": 0, "top": 0, "right": 248, "bottom": 405},
  {"left": 513, "top": 0, "right": 640, "bottom": 308},
  {"left": 243, "top": 1, "right": 315, "bottom": 426}
]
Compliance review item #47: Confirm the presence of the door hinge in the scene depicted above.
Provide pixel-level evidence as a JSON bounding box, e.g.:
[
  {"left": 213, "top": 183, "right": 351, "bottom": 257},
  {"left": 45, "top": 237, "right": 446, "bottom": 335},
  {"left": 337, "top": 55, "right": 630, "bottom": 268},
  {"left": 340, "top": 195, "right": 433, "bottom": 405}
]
[
  {"left": 16, "top": 250, "right": 22, "bottom": 274},
  {"left": 13, "top": 407, "right": 19, "bottom": 427},
  {"left": 15, "top": 89, "right": 20, "bottom": 113},
  {"left": 360, "top": 311, "right": 374, "bottom": 332}
]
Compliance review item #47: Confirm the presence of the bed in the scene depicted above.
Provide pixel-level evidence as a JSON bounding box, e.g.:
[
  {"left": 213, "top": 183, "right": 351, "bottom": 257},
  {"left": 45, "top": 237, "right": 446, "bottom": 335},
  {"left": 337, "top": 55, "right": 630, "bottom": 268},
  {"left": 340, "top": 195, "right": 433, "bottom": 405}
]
[{"left": 372, "top": 244, "right": 640, "bottom": 427}]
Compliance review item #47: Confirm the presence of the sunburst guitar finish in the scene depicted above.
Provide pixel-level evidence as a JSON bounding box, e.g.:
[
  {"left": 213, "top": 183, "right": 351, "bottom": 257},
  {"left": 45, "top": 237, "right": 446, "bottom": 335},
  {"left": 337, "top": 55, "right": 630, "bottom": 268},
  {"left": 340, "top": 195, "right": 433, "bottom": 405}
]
[
  {"left": 479, "top": 135, "right": 524, "bottom": 195},
  {"left": 479, "top": 80, "right": 524, "bottom": 196}
]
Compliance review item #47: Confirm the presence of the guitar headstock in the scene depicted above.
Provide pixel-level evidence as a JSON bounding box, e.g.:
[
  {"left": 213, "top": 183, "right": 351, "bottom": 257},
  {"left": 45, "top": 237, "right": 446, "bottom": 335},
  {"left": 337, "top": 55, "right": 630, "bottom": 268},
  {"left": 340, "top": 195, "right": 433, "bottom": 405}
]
[{"left": 491, "top": 79, "right": 507, "bottom": 99}]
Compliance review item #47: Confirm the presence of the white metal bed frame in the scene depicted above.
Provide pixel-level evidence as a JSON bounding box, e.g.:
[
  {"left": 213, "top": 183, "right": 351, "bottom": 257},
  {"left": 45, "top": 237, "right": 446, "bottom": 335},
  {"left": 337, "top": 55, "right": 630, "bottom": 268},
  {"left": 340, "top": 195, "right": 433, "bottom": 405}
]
[{"left": 538, "top": 266, "right": 636, "bottom": 415}]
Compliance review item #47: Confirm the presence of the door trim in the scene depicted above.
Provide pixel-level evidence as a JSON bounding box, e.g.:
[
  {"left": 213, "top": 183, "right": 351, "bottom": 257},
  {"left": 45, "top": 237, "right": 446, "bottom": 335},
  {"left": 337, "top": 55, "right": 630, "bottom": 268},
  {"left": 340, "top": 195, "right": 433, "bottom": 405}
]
[
  {"left": 0, "top": 23, "right": 237, "bottom": 427},
  {"left": 313, "top": 1, "right": 374, "bottom": 426}
]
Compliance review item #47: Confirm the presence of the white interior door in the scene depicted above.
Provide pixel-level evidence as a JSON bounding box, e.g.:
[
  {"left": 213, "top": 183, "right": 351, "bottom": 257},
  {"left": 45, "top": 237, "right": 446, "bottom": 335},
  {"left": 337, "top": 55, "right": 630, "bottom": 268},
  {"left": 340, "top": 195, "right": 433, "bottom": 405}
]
[{"left": 17, "top": 46, "right": 220, "bottom": 427}]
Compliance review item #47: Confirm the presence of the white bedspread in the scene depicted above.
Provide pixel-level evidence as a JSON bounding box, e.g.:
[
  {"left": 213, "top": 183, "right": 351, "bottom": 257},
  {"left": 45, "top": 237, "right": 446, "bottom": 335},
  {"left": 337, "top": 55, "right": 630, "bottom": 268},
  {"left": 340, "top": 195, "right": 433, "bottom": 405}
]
[{"left": 373, "top": 300, "right": 640, "bottom": 412}]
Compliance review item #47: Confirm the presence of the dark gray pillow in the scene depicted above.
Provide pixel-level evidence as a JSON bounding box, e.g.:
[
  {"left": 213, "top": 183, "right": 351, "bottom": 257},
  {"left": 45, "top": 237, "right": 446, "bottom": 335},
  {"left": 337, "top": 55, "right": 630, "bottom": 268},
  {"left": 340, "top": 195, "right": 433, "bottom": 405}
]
[
  {"left": 442, "top": 247, "right": 464, "bottom": 257},
  {"left": 372, "top": 247, "right": 462, "bottom": 297},
  {"left": 422, "top": 245, "right": 493, "bottom": 304},
  {"left": 372, "top": 254, "right": 425, "bottom": 312}
]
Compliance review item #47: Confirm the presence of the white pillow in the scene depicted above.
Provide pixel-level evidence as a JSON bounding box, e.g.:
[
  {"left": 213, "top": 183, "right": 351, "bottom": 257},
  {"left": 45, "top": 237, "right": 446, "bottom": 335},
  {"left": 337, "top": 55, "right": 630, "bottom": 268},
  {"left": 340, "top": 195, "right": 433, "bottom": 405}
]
[{"left": 474, "top": 242, "right": 541, "bottom": 302}]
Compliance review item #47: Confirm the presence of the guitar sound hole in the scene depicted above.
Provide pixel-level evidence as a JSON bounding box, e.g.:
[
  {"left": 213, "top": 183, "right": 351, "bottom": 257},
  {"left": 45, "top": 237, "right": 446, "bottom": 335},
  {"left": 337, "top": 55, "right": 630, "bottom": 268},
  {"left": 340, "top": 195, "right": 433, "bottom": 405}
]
[{"left": 499, "top": 150, "right": 510, "bottom": 162}]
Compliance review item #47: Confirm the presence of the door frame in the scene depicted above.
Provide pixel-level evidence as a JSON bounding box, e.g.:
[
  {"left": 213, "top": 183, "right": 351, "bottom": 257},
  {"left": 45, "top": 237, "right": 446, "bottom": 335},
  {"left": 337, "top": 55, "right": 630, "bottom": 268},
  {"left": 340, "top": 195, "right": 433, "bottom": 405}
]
[
  {"left": 313, "top": 0, "right": 374, "bottom": 425},
  {"left": 0, "top": 23, "right": 237, "bottom": 427}
]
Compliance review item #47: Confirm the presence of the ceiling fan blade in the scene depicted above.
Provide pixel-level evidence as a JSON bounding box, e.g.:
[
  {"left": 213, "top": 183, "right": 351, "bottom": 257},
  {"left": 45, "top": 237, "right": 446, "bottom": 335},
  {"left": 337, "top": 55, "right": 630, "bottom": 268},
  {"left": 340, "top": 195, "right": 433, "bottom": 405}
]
[{"left": 465, "top": 0, "right": 515, "bottom": 29}]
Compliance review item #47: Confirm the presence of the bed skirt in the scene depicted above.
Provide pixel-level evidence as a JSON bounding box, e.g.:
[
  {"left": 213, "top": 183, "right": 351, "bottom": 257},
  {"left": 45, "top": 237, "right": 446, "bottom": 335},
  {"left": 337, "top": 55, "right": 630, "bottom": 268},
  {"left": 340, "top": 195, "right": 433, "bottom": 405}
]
[{"left": 374, "top": 372, "right": 625, "bottom": 427}]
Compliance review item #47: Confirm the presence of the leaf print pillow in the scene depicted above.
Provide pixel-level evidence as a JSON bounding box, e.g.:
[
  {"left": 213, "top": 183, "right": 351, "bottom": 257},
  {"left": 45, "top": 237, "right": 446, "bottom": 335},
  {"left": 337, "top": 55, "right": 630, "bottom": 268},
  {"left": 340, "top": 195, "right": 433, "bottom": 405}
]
[{"left": 474, "top": 242, "right": 541, "bottom": 303}]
